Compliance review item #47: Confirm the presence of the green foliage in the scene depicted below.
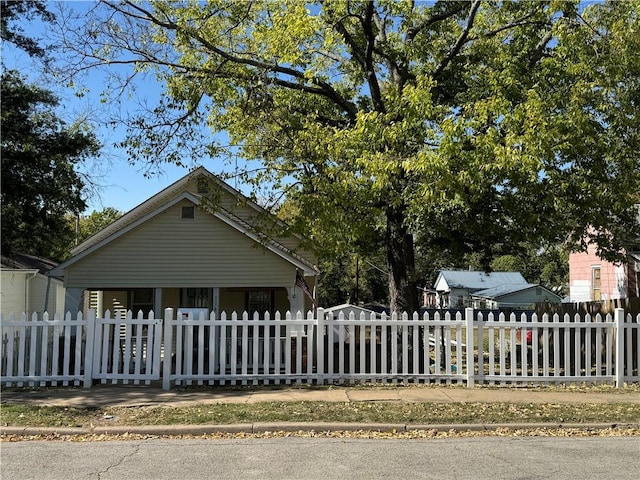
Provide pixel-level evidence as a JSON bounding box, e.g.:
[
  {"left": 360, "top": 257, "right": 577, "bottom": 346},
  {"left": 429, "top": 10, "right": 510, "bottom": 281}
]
[
  {"left": 490, "top": 244, "right": 569, "bottom": 295},
  {"left": 0, "top": 71, "right": 100, "bottom": 260},
  {"left": 77, "top": 207, "right": 123, "bottom": 244},
  {"left": 316, "top": 252, "right": 389, "bottom": 307},
  {"left": 0, "top": 0, "right": 54, "bottom": 58},
  {"left": 57, "top": 0, "right": 640, "bottom": 309}
]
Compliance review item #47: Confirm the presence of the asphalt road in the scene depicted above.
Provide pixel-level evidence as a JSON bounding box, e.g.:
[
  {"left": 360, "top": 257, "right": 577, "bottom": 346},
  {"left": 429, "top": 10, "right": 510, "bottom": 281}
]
[{"left": 2, "top": 436, "right": 639, "bottom": 480}]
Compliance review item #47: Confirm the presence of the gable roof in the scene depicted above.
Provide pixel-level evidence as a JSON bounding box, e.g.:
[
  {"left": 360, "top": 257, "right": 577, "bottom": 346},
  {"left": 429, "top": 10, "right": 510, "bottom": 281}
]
[
  {"left": 471, "top": 283, "right": 562, "bottom": 301},
  {"left": 436, "top": 271, "right": 527, "bottom": 291},
  {"left": 52, "top": 167, "right": 318, "bottom": 277},
  {"left": 1, "top": 253, "right": 59, "bottom": 277}
]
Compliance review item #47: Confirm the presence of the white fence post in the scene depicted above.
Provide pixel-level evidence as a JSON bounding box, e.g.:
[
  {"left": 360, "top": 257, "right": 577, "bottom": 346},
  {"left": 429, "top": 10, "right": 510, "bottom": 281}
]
[
  {"left": 465, "top": 308, "right": 475, "bottom": 388},
  {"left": 615, "top": 308, "right": 625, "bottom": 388},
  {"left": 316, "top": 308, "right": 324, "bottom": 383},
  {"left": 163, "top": 308, "right": 174, "bottom": 391},
  {"left": 83, "top": 309, "right": 96, "bottom": 388}
]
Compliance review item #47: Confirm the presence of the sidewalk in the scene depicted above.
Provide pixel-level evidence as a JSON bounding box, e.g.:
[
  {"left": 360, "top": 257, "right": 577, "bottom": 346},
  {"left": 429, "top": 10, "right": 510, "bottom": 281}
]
[
  {"left": 2, "top": 383, "right": 639, "bottom": 408},
  {"left": 2, "top": 384, "right": 638, "bottom": 437}
]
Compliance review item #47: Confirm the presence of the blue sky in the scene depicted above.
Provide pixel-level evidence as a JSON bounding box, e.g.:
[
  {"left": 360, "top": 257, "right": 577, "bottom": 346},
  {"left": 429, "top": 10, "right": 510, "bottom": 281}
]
[{"left": 4, "top": 1, "right": 246, "bottom": 215}]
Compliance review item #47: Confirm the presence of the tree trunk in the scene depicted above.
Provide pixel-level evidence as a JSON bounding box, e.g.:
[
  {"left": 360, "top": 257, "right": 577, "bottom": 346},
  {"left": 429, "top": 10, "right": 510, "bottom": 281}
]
[{"left": 386, "top": 205, "right": 418, "bottom": 313}]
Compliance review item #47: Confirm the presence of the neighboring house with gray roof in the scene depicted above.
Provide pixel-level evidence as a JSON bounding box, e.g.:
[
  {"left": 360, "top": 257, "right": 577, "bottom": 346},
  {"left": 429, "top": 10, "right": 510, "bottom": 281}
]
[
  {"left": 469, "top": 283, "right": 563, "bottom": 310},
  {"left": 432, "top": 270, "right": 529, "bottom": 308},
  {"left": 1, "top": 253, "right": 65, "bottom": 317}
]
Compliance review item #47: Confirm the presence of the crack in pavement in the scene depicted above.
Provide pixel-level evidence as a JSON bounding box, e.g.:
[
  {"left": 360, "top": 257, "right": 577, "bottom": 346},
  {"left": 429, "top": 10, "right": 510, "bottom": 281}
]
[{"left": 96, "top": 442, "right": 142, "bottom": 479}]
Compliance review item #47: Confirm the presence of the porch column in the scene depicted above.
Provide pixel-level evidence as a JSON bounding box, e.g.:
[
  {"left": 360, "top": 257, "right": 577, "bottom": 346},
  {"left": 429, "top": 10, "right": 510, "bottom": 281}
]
[
  {"left": 212, "top": 287, "right": 219, "bottom": 315},
  {"left": 287, "top": 286, "right": 305, "bottom": 336},
  {"left": 154, "top": 288, "right": 162, "bottom": 318},
  {"left": 287, "top": 286, "right": 305, "bottom": 315},
  {"left": 64, "top": 288, "right": 85, "bottom": 316}
]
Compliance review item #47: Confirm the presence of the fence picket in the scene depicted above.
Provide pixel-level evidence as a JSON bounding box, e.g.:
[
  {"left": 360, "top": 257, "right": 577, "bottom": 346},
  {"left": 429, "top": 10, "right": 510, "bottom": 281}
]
[
  {"left": 542, "top": 314, "right": 550, "bottom": 382},
  {"left": 422, "top": 313, "right": 430, "bottom": 378},
  {"left": 4, "top": 315, "right": 16, "bottom": 387},
  {"left": 380, "top": 315, "right": 388, "bottom": 378},
  {"left": 17, "top": 313, "right": 27, "bottom": 387},
  {"left": 295, "top": 312, "right": 303, "bottom": 384},
  {"left": 585, "top": 314, "right": 592, "bottom": 380},
  {"left": 218, "top": 312, "right": 227, "bottom": 386},
  {"left": 498, "top": 312, "right": 506, "bottom": 384},
  {"left": 595, "top": 314, "right": 603, "bottom": 377},
  {"left": 241, "top": 312, "right": 248, "bottom": 385},
  {"left": 285, "top": 319, "right": 292, "bottom": 385},
  {"left": 487, "top": 312, "right": 495, "bottom": 384},
  {"left": 531, "top": 313, "right": 539, "bottom": 378},
  {"left": 626, "top": 313, "right": 633, "bottom": 380},
  {"left": 40, "top": 314, "right": 49, "bottom": 386},
  {"left": 274, "top": 311, "right": 282, "bottom": 385},
  {"left": 263, "top": 312, "right": 271, "bottom": 384},
  {"left": 350, "top": 314, "right": 357, "bottom": 378},
  {"left": 391, "top": 313, "right": 398, "bottom": 383}
]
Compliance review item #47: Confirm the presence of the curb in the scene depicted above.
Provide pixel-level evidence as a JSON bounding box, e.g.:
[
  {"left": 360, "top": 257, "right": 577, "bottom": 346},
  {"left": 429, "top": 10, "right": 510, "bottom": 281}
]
[{"left": 2, "top": 422, "right": 638, "bottom": 437}]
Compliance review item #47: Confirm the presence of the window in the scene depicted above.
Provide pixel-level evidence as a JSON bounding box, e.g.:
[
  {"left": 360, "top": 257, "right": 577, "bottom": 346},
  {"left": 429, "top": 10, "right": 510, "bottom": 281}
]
[
  {"left": 181, "top": 288, "right": 211, "bottom": 309},
  {"left": 591, "top": 266, "right": 601, "bottom": 301},
  {"left": 181, "top": 206, "right": 195, "bottom": 219},
  {"left": 246, "top": 290, "right": 273, "bottom": 315},
  {"left": 130, "top": 288, "right": 154, "bottom": 316}
]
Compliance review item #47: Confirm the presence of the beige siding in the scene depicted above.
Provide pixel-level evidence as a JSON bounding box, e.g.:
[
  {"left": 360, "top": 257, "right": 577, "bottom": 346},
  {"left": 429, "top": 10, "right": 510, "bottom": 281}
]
[
  {"left": 0, "top": 271, "right": 64, "bottom": 316},
  {"left": 215, "top": 183, "right": 317, "bottom": 265},
  {"left": 65, "top": 200, "right": 298, "bottom": 289},
  {"left": 1, "top": 271, "right": 28, "bottom": 316}
]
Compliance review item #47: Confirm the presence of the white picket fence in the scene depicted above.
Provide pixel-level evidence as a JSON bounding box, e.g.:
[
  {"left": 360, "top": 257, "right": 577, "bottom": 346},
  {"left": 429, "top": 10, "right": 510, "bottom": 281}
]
[
  {"left": 2, "top": 308, "right": 639, "bottom": 390},
  {"left": 1, "top": 310, "right": 163, "bottom": 387}
]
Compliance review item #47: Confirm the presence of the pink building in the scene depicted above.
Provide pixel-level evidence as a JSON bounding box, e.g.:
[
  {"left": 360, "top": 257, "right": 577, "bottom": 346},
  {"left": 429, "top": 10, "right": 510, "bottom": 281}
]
[{"left": 569, "top": 244, "right": 640, "bottom": 302}]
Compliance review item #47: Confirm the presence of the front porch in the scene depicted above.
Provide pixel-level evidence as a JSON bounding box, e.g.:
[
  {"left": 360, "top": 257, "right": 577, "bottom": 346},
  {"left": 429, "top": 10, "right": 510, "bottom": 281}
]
[{"left": 84, "top": 286, "right": 308, "bottom": 318}]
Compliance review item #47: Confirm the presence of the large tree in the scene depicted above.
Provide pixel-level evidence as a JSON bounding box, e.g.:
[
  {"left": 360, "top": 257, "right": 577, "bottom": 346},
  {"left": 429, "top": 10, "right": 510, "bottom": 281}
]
[
  {"left": 55, "top": 1, "right": 640, "bottom": 311},
  {"left": 0, "top": 71, "right": 100, "bottom": 260}
]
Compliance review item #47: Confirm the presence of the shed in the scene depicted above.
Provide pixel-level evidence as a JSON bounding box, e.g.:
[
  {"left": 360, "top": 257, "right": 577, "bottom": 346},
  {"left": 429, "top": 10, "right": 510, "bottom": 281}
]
[{"left": 1, "top": 253, "right": 65, "bottom": 317}]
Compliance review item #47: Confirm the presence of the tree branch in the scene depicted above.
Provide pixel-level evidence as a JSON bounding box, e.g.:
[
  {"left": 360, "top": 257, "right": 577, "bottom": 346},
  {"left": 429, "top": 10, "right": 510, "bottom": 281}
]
[
  {"left": 433, "top": 0, "right": 480, "bottom": 79},
  {"left": 528, "top": 30, "right": 553, "bottom": 68},
  {"left": 108, "top": 1, "right": 358, "bottom": 120},
  {"left": 372, "top": 10, "right": 403, "bottom": 86},
  {"left": 405, "top": 3, "right": 466, "bottom": 42},
  {"left": 361, "top": 1, "right": 385, "bottom": 112}
]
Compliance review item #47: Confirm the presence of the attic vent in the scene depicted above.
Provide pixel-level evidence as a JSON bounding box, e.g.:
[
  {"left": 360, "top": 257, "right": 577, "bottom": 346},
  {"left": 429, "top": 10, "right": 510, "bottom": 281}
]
[
  {"left": 181, "top": 206, "right": 195, "bottom": 219},
  {"left": 197, "top": 178, "right": 208, "bottom": 194}
]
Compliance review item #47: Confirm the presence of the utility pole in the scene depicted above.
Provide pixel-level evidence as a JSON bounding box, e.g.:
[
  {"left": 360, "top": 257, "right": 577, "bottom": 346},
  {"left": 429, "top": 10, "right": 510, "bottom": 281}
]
[{"left": 355, "top": 256, "right": 360, "bottom": 304}]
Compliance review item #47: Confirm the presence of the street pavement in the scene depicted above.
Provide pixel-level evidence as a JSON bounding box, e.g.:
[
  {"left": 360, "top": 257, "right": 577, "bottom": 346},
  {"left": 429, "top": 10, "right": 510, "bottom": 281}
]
[{"left": 2, "top": 383, "right": 639, "bottom": 436}]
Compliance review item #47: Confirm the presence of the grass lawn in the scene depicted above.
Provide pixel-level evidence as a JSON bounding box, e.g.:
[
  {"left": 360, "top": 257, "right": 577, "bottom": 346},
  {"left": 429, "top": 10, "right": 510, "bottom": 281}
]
[{"left": 2, "top": 400, "right": 639, "bottom": 428}]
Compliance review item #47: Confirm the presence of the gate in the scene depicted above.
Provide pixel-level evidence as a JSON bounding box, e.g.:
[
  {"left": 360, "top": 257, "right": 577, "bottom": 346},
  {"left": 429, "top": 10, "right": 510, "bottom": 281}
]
[{"left": 92, "top": 310, "right": 163, "bottom": 384}]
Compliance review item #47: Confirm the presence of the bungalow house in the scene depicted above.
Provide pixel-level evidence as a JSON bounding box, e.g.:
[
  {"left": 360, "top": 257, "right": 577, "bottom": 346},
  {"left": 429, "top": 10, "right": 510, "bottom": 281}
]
[
  {"left": 1, "top": 253, "right": 65, "bottom": 317},
  {"left": 50, "top": 167, "right": 319, "bottom": 318},
  {"left": 430, "top": 270, "right": 529, "bottom": 308},
  {"left": 469, "top": 283, "right": 563, "bottom": 310},
  {"left": 569, "top": 244, "right": 639, "bottom": 302}
]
